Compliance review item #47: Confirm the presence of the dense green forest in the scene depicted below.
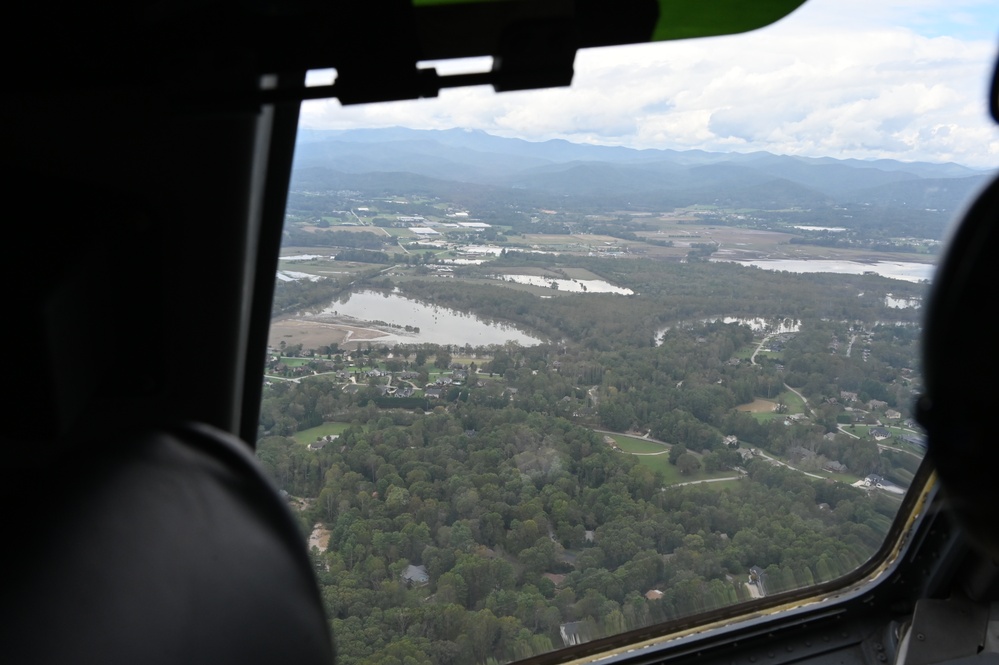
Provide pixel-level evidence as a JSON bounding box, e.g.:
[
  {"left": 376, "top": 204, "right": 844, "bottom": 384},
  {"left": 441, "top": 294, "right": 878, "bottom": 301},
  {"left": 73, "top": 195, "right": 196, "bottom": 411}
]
[
  {"left": 257, "top": 253, "right": 924, "bottom": 665},
  {"left": 258, "top": 405, "right": 896, "bottom": 665}
]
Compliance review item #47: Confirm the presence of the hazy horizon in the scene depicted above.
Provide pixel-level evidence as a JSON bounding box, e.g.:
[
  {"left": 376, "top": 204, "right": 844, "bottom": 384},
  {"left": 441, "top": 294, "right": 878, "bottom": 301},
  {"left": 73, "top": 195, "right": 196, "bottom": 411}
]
[{"left": 300, "top": 0, "right": 999, "bottom": 169}]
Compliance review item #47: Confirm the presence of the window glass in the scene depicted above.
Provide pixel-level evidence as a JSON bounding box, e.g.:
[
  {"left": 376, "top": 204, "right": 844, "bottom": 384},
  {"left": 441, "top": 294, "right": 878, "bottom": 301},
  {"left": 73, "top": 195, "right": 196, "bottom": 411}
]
[{"left": 257, "top": 2, "right": 999, "bottom": 664}]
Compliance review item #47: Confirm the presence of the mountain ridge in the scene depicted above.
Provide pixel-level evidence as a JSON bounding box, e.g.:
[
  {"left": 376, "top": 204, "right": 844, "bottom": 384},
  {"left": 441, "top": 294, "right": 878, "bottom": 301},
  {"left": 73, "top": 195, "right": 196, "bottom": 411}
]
[{"left": 291, "top": 127, "right": 992, "bottom": 213}]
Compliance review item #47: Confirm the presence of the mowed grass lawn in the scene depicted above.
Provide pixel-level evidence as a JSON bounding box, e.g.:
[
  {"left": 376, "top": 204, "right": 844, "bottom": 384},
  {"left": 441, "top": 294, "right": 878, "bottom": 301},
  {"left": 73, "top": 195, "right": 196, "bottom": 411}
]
[
  {"left": 633, "top": 454, "right": 689, "bottom": 484},
  {"left": 630, "top": 453, "right": 738, "bottom": 485},
  {"left": 278, "top": 357, "right": 312, "bottom": 367},
  {"left": 849, "top": 424, "right": 915, "bottom": 439},
  {"left": 779, "top": 390, "right": 806, "bottom": 414},
  {"left": 293, "top": 422, "right": 353, "bottom": 445},
  {"left": 608, "top": 434, "right": 668, "bottom": 454},
  {"left": 605, "top": 434, "right": 739, "bottom": 485}
]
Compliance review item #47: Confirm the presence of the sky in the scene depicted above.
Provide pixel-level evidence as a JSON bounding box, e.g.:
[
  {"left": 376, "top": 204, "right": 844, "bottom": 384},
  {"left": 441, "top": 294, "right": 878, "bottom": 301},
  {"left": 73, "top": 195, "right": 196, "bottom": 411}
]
[{"left": 299, "top": 0, "right": 999, "bottom": 168}]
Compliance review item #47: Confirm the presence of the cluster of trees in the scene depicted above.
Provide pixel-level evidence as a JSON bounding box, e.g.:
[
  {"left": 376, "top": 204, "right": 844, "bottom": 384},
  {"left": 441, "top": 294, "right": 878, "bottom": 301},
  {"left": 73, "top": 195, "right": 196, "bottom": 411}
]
[
  {"left": 438, "top": 254, "right": 922, "bottom": 343},
  {"left": 270, "top": 272, "right": 373, "bottom": 317},
  {"left": 779, "top": 320, "right": 920, "bottom": 413},
  {"left": 334, "top": 249, "right": 394, "bottom": 264},
  {"left": 256, "top": 404, "right": 897, "bottom": 665}
]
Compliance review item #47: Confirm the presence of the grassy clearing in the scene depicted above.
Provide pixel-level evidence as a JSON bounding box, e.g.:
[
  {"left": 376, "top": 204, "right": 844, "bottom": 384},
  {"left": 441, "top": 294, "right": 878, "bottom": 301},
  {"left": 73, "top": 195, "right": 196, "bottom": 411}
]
[
  {"left": 633, "top": 454, "right": 684, "bottom": 482},
  {"left": 293, "top": 421, "right": 353, "bottom": 445},
  {"left": 629, "top": 451, "right": 737, "bottom": 485},
  {"left": 822, "top": 472, "right": 863, "bottom": 485},
  {"left": 277, "top": 262, "right": 340, "bottom": 276},
  {"left": 736, "top": 398, "right": 778, "bottom": 413},
  {"left": 692, "top": 479, "right": 744, "bottom": 492},
  {"left": 609, "top": 434, "right": 668, "bottom": 454},
  {"left": 779, "top": 390, "right": 806, "bottom": 414},
  {"left": 451, "top": 355, "right": 490, "bottom": 365},
  {"left": 279, "top": 357, "right": 312, "bottom": 367},
  {"left": 847, "top": 425, "right": 911, "bottom": 438},
  {"left": 751, "top": 412, "right": 783, "bottom": 423},
  {"left": 880, "top": 441, "right": 926, "bottom": 457},
  {"left": 473, "top": 375, "right": 506, "bottom": 385}
]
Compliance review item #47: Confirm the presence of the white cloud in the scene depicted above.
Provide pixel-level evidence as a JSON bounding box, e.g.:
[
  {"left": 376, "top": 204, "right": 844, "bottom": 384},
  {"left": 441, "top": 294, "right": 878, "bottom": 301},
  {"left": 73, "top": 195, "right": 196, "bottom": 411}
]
[{"left": 298, "top": 0, "right": 999, "bottom": 167}]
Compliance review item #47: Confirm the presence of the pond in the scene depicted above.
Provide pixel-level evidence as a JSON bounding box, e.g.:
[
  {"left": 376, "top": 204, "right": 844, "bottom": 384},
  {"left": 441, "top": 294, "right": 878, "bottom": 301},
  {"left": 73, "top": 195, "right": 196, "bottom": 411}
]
[{"left": 316, "top": 290, "right": 542, "bottom": 346}]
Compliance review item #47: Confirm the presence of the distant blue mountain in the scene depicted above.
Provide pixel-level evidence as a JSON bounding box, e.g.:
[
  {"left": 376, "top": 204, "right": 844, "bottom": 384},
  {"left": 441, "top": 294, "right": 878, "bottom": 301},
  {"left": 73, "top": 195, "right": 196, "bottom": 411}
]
[{"left": 292, "top": 127, "right": 991, "bottom": 212}]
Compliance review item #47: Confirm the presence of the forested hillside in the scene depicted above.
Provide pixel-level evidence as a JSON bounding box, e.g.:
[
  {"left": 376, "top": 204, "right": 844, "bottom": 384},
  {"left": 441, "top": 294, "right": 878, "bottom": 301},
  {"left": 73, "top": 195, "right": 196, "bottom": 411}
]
[{"left": 258, "top": 403, "right": 897, "bottom": 665}]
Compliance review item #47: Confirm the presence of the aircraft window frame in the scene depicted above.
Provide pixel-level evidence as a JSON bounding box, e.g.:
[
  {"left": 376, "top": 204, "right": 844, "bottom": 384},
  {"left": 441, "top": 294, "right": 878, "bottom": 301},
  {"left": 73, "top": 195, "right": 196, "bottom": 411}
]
[{"left": 248, "top": 3, "right": 999, "bottom": 664}]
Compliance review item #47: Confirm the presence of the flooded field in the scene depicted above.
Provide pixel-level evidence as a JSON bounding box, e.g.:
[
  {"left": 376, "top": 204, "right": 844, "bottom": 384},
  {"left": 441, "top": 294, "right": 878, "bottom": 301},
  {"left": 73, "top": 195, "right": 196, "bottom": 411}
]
[{"left": 272, "top": 290, "right": 542, "bottom": 349}]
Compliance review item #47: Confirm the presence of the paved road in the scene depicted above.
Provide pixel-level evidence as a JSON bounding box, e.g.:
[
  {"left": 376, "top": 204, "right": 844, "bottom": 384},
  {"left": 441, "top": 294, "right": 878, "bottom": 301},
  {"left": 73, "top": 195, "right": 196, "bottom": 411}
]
[
  {"left": 876, "top": 443, "right": 924, "bottom": 460},
  {"left": 264, "top": 374, "right": 302, "bottom": 384},
  {"left": 749, "top": 334, "right": 772, "bottom": 365},
  {"left": 754, "top": 449, "right": 826, "bottom": 480}
]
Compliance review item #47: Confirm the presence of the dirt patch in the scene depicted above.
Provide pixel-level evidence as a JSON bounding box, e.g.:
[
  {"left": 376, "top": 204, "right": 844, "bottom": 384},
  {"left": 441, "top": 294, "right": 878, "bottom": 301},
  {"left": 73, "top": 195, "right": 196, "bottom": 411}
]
[
  {"left": 268, "top": 318, "right": 392, "bottom": 350},
  {"left": 736, "top": 399, "right": 778, "bottom": 413},
  {"left": 309, "top": 523, "right": 331, "bottom": 552}
]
